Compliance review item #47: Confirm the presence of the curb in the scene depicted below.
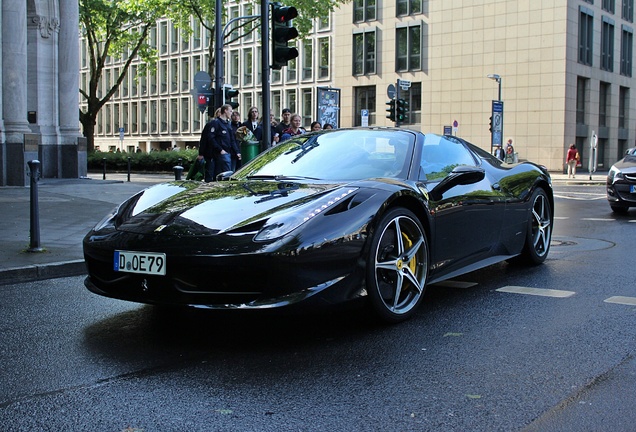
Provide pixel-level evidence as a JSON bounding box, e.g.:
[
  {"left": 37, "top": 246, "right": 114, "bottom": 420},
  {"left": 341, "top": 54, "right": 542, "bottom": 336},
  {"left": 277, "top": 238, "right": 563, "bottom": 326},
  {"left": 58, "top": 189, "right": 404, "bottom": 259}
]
[{"left": 0, "top": 260, "right": 86, "bottom": 286}]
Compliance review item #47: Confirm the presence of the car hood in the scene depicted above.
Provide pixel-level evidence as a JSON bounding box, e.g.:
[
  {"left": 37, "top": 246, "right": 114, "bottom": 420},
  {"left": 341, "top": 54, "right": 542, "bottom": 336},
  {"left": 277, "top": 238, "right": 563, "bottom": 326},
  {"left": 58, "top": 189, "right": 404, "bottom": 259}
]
[
  {"left": 115, "top": 180, "right": 350, "bottom": 236},
  {"left": 614, "top": 154, "right": 636, "bottom": 171}
]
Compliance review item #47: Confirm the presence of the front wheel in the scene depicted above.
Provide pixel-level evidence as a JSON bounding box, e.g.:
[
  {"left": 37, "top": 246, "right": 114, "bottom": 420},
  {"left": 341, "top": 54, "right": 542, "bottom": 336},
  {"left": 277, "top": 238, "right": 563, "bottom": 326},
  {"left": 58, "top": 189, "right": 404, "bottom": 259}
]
[
  {"left": 366, "top": 208, "right": 429, "bottom": 323},
  {"left": 517, "top": 187, "right": 552, "bottom": 265}
]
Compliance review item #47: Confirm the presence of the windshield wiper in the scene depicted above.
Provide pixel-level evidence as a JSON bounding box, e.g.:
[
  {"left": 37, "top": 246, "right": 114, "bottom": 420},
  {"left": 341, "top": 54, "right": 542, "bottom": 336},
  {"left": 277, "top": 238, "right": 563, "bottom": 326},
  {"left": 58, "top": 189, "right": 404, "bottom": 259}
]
[
  {"left": 254, "top": 183, "right": 300, "bottom": 203},
  {"left": 245, "top": 174, "right": 320, "bottom": 181}
]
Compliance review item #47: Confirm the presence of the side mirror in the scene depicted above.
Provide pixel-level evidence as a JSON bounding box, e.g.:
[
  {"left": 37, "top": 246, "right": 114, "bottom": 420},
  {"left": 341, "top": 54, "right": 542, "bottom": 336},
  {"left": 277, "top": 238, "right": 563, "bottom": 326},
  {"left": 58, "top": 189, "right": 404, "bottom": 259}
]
[
  {"left": 216, "top": 170, "right": 234, "bottom": 181},
  {"left": 429, "top": 165, "right": 485, "bottom": 201}
]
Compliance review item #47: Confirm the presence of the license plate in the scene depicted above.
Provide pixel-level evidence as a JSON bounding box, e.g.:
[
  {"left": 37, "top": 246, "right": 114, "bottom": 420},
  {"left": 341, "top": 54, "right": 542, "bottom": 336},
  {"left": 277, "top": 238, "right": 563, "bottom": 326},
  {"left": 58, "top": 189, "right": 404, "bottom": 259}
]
[
  {"left": 114, "top": 250, "right": 166, "bottom": 276},
  {"left": 631, "top": 185, "right": 636, "bottom": 193}
]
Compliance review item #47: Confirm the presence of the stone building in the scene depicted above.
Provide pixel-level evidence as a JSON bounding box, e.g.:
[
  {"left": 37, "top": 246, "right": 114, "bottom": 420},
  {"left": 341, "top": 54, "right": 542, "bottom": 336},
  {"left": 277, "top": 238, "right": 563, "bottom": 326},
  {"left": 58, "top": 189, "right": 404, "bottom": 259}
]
[{"left": 1, "top": 0, "right": 84, "bottom": 186}]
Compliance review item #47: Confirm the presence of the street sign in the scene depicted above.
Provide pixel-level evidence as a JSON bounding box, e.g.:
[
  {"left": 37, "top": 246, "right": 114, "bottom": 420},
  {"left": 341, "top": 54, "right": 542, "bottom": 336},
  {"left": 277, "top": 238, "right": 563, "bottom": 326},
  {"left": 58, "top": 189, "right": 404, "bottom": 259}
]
[
  {"left": 361, "top": 109, "right": 369, "bottom": 127},
  {"left": 398, "top": 79, "right": 411, "bottom": 90},
  {"left": 194, "top": 71, "right": 211, "bottom": 90},
  {"left": 387, "top": 84, "right": 396, "bottom": 100}
]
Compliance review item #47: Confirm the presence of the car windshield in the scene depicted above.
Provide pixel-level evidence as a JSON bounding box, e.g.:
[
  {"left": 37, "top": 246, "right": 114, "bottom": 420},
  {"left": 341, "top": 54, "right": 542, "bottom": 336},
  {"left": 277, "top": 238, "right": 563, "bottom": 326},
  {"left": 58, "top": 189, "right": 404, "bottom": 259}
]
[{"left": 235, "top": 129, "right": 416, "bottom": 181}]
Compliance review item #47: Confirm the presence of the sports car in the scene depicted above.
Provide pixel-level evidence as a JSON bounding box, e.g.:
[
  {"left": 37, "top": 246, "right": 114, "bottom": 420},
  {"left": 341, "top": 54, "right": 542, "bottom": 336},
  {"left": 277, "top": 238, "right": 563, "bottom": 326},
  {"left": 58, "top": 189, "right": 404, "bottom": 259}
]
[
  {"left": 83, "top": 128, "right": 553, "bottom": 323},
  {"left": 606, "top": 147, "right": 636, "bottom": 213}
]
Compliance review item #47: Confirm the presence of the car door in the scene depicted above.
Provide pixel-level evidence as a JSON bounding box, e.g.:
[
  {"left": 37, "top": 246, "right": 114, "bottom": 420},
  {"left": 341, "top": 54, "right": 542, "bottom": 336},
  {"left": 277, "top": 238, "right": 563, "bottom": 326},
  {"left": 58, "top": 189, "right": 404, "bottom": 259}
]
[{"left": 418, "top": 135, "right": 506, "bottom": 275}]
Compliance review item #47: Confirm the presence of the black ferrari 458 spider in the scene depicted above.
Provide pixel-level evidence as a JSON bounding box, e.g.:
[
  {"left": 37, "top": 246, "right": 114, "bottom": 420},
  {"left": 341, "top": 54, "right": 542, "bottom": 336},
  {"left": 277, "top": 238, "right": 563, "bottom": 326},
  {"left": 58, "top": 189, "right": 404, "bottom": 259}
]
[{"left": 84, "top": 128, "right": 553, "bottom": 322}]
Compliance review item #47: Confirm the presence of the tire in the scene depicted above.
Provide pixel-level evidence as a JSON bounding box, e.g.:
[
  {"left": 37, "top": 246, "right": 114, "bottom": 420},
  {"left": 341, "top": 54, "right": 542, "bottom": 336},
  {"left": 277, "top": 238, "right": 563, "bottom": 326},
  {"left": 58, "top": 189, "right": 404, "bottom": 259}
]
[
  {"left": 366, "top": 208, "right": 429, "bottom": 323},
  {"left": 610, "top": 204, "right": 629, "bottom": 214},
  {"left": 517, "top": 187, "right": 552, "bottom": 265}
]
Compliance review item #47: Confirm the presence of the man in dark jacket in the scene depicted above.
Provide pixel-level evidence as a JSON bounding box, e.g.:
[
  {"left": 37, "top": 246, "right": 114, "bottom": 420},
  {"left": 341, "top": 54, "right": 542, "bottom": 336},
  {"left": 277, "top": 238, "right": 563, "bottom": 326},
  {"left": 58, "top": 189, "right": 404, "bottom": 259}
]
[{"left": 198, "top": 104, "right": 240, "bottom": 181}]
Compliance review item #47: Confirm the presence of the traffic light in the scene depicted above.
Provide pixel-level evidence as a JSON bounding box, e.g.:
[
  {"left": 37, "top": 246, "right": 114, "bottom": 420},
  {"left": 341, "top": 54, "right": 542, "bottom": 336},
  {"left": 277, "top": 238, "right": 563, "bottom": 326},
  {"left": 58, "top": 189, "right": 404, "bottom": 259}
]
[
  {"left": 223, "top": 84, "right": 239, "bottom": 109},
  {"left": 271, "top": 3, "right": 299, "bottom": 70},
  {"left": 386, "top": 99, "right": 396, "bottom": 122},
  {"left": 488, "top": 116, "right": 493, "bottom": 132},
  {"left": 396, "top": 98, "right": 409, "bottom": 123}
]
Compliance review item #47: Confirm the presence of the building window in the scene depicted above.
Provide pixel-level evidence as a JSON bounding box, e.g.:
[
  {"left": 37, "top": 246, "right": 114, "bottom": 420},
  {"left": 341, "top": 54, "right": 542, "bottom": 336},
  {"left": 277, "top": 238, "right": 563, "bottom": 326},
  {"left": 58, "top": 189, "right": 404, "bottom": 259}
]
[
  {"left": 181, "top": 58, "right": 189, "bottom": 92},
  {"left": 623, "top": 0, "right": 634, "bottom": 22},
  {"left": 353, "top": 0, "right": 376, "bottom": 23},
  {"left": 318, "top": 37, "right": 330, "bottom": 79},
  {"left": 181, "top": 98, "right": 190, "bottom": 132},
  {"left": 160, "top": 22, "right": 168, "bottom": 55},
  {"left": 599, "top": 82, "right": 611, "bottom": 127},
  {"left": 619, "top": 86, "right": 629, "bottom": 129},
  {"left": 318, "top": 15, "right": 330, "bottom": 31},
  {"left": 397, "top": 83, "right": 422, "bottom": 125},
  {"left": 243, "top": 93, "right": 253, "bottom": 113},
  {"left": 354, "top": 86, "right": 376, "bottom": 126},
  {"left": 302, "top": 89, "right": 313, "bottom": 126},
  {"left": 576, "top": 77, "right": 588, "bottom": 125},
  {"left": 105, "top": 105, "right": 112, "bottom": 134},
  {"left": 228, "top": 6, "right": 240, "bottom": 44},
  {"left": 229, "top": 50, "right": 239, "bottom": 87},
  {"left": 113, "top": 104, "right": 120, "bottom": 133},
  {"left": 243, "top": 49, "right": 253, "bottom": 87},
  {"left": 170, "top": 59, "right": 179, "bottom": 93},
  {"left": 193, "top": 21, "right": 202, "bottom": 49},
  {"left": 397, "top": 0, "right": 422, "bottom": 17},
  {"left": 272, "top": 91, "right": 282, "bottom": 120},
  {"left": 302, "top": 40, "right": 313, "bottom": 80},
  {"left": 603, "top": 0, "right": 615, "bottom": 13},
  {"left": 140, "top": 101, "right": 147, "bottom": 133},
  {"left": 131, "top": 102, "right": 138, "bottom": 134},
  {"left": 353, "top": 29, "right": 376, "bottom": 76},
  {"left": 171, "top": 24, "right": 179, "bottom": 53},
  {"left": 160, "top": 100, "right": 168, "bottom": 133},
  {"left": 286, "top": 56, "right": 298, "bottom": 82},
  {"left": 160, "top": 60, "right": 168, "bottom": 94},
  {"left": 601, "top": 17, "right": 615, "bottom": 71},
  {"left": 286, "top": 90, "right": 297, "bottom": 114},
  {"left": 130, "top": 65, "right": 138, "bottom": 96},
  {"left": 150, "top": 101, "right": 157, "bottom": 133},
  {"left": 396, "top": 23, "right": 422, "bottom": 71},
  {"left": 243, "top": 4, "right": 255, "bottom": 42},
  {"left": 170, "top": 99, "right": 178, "bottom": 133},
  {"left": 122, "top": 103, "right": 129, "bottom": 133},
  {"left": 579, "top": 8, "right": 594, "bottom": 66},
  {"left": 621, "top": 26, "right": 633, "bottom": 76}
]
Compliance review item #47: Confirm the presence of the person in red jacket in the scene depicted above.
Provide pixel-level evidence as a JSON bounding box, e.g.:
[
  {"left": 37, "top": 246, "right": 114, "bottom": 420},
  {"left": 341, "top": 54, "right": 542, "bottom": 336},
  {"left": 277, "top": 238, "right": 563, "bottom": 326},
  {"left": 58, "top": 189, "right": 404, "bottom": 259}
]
[{"left": 566, "top": 144, "right": 579, "bottom": 178}]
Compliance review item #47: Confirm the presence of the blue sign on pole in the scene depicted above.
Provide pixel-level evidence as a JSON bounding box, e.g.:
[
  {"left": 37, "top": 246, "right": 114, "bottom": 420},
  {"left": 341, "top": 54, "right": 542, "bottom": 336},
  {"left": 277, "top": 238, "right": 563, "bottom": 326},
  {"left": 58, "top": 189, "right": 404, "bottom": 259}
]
[{"left": 491, "top": 100, "right": 504, "bottom": 148}]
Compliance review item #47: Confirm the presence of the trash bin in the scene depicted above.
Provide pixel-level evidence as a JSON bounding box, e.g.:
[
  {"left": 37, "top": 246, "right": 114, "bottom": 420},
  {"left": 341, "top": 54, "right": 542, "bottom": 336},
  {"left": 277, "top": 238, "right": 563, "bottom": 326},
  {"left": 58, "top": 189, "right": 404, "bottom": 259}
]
[{"left": 241, "top": 140, "right": 260, "bottom": 164}]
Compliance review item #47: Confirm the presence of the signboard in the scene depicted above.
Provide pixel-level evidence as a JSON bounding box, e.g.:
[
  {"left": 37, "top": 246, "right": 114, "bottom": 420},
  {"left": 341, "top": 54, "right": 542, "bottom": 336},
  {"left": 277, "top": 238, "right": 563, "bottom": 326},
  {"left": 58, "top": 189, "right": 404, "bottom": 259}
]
[
  {"left": 317, "top": 87, "right": 340, "bottom": 128},
  {"left": 443, "top": 125, "right": 452, "bottom": 135},
  {"left": 119, "top": 127, "right": 125, "bottom": 141},
  {"left": 387, "top": 84, "right": 396, "bottom": 99},
  {"left": 398, "top": 79, "right": 411, "bottom": 90},
  {"left": 491, "top": 100, "right": 504, "bottom": 147}
]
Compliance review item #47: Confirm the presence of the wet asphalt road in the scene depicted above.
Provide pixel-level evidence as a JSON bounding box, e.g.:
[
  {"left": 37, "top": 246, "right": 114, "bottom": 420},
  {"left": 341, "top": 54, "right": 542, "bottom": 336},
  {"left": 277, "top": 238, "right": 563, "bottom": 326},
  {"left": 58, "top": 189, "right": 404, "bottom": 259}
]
[{"left": 1, "top": 184, "right": 635, "bottom": 431}]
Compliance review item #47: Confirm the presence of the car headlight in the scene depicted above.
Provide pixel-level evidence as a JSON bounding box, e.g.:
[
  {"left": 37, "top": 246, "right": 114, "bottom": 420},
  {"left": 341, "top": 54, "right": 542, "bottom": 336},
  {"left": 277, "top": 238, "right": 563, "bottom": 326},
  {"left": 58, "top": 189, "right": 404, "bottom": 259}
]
[
  {"left": 608, "top": 165, "right": 623, "bottom": 183},
  {"left": 254, "top": 188, "right": 357, "bottom": 241}
]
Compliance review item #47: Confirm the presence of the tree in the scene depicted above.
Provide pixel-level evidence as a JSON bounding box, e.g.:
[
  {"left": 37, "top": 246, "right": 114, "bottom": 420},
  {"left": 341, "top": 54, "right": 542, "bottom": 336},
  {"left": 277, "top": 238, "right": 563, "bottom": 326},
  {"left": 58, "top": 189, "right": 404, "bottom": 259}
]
[
  {"left": 79, "top": 0, "right": 171, "bottom": 151},
  {"left": 79, "top": 0, "right": 347, "bottom": 151}
]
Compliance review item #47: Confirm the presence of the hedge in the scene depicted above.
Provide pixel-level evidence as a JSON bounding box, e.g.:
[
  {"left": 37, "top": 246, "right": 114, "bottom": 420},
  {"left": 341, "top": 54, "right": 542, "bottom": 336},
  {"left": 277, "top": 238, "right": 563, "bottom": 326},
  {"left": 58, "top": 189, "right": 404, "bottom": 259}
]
[{"left": 87, "top": 149, "right": 200, "bottom": 172}]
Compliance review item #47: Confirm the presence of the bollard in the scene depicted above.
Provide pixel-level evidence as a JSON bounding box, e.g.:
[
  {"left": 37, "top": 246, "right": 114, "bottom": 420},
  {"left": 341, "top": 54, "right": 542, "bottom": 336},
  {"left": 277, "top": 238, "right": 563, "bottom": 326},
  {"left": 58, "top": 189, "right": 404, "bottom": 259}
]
[
  {"left": 173, "top": 165, "right": 184, "bottom": 180},
  {"left": 127, "top": 157, "right": 131, "bottom": 182},
  {"left": 178, "top": 158, "right": 183, "bottom": 166},
  {"left": 27, "top": 160, "right": 44, "bottom": 252},
  {"left": 102, "top": 157, "right": 107, "bottom": 180}
]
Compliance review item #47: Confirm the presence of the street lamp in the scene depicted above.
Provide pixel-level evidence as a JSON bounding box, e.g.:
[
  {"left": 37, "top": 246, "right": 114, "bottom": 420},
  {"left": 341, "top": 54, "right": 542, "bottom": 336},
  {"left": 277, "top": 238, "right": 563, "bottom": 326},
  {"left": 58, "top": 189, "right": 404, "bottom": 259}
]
[{"left": 487, "top": 74, "right": 502, "bottom": 101}]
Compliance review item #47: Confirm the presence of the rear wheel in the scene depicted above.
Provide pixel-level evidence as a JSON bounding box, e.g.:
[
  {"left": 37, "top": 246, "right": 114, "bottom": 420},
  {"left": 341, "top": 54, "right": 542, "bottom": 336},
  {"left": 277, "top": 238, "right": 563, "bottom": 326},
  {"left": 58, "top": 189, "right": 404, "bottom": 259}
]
[
  {"left": 366, "top": 208, "right": 428, "bottom": 323},
  {"left": 517, "top": 187, "right": 552, "bottom": 265}
]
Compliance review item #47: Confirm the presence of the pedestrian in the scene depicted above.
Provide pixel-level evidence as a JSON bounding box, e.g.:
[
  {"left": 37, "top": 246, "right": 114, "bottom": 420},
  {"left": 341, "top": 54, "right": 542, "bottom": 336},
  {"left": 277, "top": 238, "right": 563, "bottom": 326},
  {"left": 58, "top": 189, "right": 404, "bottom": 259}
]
[
  {"left": 323, "top": 123, "right": 334, "bottom": 130},
  {"left": 230, "top": 110, "right": 243, "bottom": 171},
  {"left": 280, "top": 114, "right": 306, "bottom": 142},
  {"left": 198, "top": 104, "right": 239, "bottom": 181},
  {"left": 493, "top": 145, "right": 505, "bottom": 161},
  {"left": 243, "top": 106, "right": 263, "bottom": 141},
  {"left": 310, "top": 121, "right": 322, "bottom": 131},
  {"left": 505, "top": 138, "right": 515, "bottom": 163},
  {"left": 566, "top": 143, "right": 579, "bottom": 178},
  {"left": 275, "top": 108, "right": 292, "bottom": 135}
]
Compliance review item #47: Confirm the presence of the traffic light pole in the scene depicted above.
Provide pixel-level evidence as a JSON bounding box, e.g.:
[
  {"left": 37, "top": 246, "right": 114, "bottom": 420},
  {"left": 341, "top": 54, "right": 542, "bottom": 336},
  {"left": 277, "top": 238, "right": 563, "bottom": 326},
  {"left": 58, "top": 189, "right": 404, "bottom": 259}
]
[
  {"left": 214, "top": 0, "right": 224, "bottom": 111},
  {"left": 261, "top": 0, "right": 271, "bottom": 150}
]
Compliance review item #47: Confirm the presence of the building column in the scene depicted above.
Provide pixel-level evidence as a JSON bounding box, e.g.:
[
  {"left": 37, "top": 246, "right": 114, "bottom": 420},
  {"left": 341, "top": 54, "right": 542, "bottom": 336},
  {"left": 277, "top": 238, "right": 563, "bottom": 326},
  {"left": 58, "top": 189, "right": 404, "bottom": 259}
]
[
  {"left": 2, "top": 0, "right": 31, "bottom": 185},
  {"left": 58, "top": 0, "right": 84, "bottom": 177}
]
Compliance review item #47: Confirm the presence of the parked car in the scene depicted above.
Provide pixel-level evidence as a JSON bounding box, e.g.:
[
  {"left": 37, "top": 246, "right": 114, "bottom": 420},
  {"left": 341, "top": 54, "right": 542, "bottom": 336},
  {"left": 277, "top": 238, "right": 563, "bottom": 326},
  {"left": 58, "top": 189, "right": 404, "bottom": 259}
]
[
  {"left": 607, "top": 147, "right": 636, "bottom": 213},
  {"left": 83, "top": 128, "right": 553, "bottom": 323}
]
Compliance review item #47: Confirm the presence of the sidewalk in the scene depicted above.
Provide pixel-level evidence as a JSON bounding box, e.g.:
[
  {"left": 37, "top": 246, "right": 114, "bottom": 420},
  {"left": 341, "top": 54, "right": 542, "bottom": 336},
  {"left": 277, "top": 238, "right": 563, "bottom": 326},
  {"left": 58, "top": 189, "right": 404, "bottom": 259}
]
[
  {"left": 0, "top": 170, "right": 606, "bottom": 286},
  {"left": 0, "top": 172, "right": 173, "bottom": 286}
]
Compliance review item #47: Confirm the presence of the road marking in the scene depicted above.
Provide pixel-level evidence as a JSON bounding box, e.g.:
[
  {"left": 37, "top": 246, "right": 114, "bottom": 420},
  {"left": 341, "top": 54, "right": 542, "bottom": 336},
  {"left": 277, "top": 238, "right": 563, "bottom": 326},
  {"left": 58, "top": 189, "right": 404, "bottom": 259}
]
[
  {"left": 555, "top": 216, "right": 569, "bottom": 220},
  {"left": 604, "top": 296, "right": 636, "bottom": 306},
  {"left": 581, "top": 218, "right": 615, "bottom": 221},
  {"left": 496, "top": 286, "right": 575, "bottom": 298},
  {"left": 433, "top": 280, "right": 478, "bottom": 289}
]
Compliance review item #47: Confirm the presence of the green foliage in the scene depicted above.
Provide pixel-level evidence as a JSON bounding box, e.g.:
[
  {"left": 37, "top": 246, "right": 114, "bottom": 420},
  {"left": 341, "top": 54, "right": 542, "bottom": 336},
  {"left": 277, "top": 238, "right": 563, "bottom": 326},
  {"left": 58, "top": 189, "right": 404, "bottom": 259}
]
[{"left": 87, "top": 149, "right": 200, "bottom": 172}]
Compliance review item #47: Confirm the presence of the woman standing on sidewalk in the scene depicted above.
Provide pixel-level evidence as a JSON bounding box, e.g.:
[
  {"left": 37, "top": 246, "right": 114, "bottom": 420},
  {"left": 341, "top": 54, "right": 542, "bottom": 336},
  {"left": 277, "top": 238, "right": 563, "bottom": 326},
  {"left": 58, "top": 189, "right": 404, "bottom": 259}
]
[{"left": 566, "top": 144, "right": 579, "bottom": 178}]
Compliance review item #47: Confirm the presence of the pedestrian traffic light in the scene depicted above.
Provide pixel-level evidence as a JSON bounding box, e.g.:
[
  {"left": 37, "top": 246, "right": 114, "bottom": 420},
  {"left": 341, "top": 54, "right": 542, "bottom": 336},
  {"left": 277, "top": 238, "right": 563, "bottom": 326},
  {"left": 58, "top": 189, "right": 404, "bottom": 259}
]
[
  {"left": 386, "top": 99, "right": 396, "bottom": 122},
  {"left": 223, "top": 84, "right": 239, "bottom": 109},
  {"left": 396, "top": 98, "right": 409, "bottom": 122},
  {"left": 271, "top": 2, "right": 299, "bottom": 70},
  {"left": 489, "top": 116, "right": 493, "bottom": 132}
]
